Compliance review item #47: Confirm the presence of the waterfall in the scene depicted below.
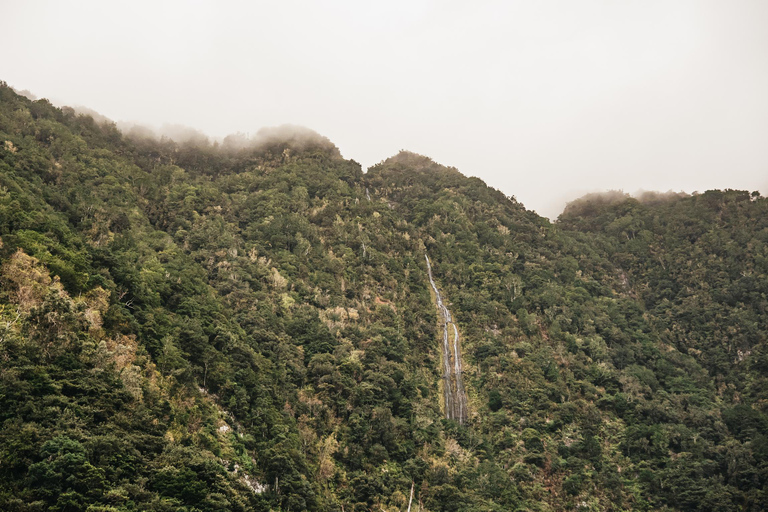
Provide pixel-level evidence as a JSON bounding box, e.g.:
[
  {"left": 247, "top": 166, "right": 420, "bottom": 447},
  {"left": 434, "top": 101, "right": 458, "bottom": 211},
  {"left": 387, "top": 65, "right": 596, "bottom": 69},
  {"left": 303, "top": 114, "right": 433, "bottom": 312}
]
[{"left": 425, "top": 254, "right": 467, "bottom": 424}]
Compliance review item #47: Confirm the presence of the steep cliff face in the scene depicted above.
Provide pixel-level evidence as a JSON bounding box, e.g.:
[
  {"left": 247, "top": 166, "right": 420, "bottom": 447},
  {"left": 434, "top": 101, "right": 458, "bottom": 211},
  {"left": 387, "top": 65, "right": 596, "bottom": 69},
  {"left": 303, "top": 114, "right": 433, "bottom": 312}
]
[{"left": 2, "top": 83, "right": 768, "bottom": 511}]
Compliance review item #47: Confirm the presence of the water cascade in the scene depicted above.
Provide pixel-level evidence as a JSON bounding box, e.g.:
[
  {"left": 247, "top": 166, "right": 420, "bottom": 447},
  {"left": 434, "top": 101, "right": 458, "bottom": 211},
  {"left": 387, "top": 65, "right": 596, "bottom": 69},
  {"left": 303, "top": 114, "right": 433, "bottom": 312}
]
[{"left": 425, "top": 254, "right": 467, "bottom": 424}]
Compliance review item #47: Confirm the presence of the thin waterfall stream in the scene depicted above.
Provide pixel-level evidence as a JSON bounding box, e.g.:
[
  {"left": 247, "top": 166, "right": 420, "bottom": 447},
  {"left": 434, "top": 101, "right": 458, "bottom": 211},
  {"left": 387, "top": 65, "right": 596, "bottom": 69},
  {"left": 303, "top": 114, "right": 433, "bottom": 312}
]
[{"left": 425, "top": 254, "right": 467, "bottom": 424}]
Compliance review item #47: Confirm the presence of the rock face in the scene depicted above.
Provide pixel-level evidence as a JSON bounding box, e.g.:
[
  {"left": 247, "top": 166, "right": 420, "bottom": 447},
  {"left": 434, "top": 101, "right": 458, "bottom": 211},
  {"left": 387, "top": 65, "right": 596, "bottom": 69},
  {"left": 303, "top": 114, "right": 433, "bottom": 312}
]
[{"left": 425, "top": 254, "right": 467, "bottom": 424}]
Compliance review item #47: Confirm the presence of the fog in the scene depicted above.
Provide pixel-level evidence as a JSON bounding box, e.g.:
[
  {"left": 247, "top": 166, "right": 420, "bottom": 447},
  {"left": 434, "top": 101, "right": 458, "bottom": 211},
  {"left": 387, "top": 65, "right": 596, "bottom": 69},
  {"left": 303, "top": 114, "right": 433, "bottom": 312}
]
[
  {"left": 560, "top": 189, "right": 691, "bottom": 218},
  {"left": 2, "top": 0, "right": 767, "bottom": 218}
]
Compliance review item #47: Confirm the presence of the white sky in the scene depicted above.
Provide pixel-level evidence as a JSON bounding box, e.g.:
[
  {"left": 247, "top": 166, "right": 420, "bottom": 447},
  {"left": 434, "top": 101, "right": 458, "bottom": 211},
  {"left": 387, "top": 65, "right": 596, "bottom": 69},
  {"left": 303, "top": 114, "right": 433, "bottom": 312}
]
[{"left": 2, "top": 0, "right": 767, "bottom": 218}]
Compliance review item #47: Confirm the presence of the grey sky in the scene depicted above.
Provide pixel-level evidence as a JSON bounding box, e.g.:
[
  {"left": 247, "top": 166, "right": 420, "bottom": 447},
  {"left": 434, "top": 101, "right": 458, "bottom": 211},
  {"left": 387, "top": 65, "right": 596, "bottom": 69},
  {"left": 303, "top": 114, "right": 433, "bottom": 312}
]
[{"left": 2, "top": 0, "right": 767, "bottom": 218}]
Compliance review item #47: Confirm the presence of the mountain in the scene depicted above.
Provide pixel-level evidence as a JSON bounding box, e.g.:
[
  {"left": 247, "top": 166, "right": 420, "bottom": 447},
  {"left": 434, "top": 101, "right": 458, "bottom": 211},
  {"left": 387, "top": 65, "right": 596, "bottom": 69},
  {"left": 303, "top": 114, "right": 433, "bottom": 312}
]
[{"left": 1, "top": 82, "right": 766, "bottom": 511}]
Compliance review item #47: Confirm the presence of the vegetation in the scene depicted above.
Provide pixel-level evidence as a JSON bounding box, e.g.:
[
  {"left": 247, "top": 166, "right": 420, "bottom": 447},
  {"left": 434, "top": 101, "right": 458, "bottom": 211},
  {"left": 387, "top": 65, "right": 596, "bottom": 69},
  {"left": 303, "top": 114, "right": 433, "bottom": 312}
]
[{"left": 0, "top": 82, "right": 766, "bottom": 510}]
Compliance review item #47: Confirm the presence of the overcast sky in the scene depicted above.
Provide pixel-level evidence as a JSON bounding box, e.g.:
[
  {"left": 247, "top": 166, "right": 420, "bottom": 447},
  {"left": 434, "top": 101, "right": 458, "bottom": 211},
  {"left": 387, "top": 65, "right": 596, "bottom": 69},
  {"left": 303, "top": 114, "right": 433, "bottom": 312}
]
[{"left": 2, "top": 0, "right": 767, "bottom": 218}]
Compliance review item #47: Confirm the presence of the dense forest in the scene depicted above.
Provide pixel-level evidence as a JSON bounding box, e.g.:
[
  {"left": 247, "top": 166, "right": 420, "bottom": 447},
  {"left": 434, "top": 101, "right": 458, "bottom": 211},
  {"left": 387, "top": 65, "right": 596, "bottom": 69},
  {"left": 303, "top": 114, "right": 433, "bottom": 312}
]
[{"left": 1, "top": 82, "right": 766, "bottom": 511}]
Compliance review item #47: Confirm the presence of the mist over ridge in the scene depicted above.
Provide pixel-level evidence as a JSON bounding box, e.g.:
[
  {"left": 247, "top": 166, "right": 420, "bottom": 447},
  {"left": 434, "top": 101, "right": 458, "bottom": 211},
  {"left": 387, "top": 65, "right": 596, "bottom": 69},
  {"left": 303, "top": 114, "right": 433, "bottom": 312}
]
[
  {"left": 8, "top": 81, "right": 765, "bottom": 221},
  {"left": 2, "top": 77, "right": 768, "bottom": 511},
  {"left": 2, "top": 3, "right": 768, "bottom": 510}
]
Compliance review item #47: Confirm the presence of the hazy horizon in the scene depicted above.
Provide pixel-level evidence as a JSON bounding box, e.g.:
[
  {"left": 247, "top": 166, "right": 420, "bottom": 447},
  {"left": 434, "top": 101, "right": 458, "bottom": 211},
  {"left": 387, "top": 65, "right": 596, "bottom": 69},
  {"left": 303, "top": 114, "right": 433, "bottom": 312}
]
[{"left": 2, "top": 0, "right": 767, "bottom": 218}]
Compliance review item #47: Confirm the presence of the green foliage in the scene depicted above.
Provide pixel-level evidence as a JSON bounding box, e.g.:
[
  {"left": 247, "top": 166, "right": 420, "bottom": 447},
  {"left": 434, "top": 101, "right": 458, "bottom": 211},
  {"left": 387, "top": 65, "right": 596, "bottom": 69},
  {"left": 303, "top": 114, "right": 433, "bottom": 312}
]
[{"left": 1, "top": 83, "right": 767, "bottom": 510}]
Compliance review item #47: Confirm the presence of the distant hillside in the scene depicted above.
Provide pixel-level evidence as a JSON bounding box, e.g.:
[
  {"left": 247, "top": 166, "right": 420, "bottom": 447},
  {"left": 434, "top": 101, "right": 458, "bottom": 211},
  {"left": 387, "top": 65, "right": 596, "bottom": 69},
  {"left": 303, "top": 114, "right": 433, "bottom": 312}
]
[{"left": 1, "top": 81, "right": 766, "bottom": 511}]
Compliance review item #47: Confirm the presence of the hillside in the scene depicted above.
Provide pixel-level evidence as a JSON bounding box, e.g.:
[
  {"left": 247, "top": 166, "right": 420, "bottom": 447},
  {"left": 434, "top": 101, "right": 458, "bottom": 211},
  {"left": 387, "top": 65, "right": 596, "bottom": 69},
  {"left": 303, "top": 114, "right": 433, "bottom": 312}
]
[{"left": 1, "top": 82, "right": 766, "bottom": 511}]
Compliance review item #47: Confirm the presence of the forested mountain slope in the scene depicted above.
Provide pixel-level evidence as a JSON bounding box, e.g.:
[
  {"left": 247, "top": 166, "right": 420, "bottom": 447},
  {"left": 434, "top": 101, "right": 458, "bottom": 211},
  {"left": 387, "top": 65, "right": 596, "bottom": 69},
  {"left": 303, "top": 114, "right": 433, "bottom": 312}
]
[{"left": 0, "top": 83, "right": 766, "bottom": 511}]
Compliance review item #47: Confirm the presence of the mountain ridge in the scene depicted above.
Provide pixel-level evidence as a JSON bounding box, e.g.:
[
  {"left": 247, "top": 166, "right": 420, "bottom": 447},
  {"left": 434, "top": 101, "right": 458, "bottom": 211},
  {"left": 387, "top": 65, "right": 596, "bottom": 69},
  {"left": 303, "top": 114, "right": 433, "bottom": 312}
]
[{"left": 1, "top": 81, "right": 767, "bottom": 511}]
